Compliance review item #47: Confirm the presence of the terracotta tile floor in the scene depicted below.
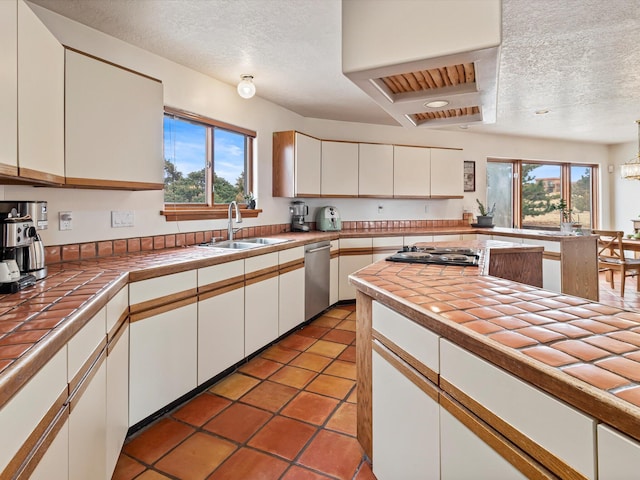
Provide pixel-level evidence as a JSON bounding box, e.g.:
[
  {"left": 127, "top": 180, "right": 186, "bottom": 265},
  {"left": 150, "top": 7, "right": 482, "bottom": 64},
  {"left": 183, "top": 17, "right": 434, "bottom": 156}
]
[{"left": 112, "top": 303, "right": 376, "bottom": 480}]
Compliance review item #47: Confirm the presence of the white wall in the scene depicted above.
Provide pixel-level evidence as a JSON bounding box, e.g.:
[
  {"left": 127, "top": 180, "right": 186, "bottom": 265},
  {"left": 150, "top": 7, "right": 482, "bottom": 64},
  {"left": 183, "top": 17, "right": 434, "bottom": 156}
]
[
  {"left": 12, "top": 2, "right": 612, "bottom": 247},
  {"left": 608, "top": 141, "right": 640, "bottom": 233}
]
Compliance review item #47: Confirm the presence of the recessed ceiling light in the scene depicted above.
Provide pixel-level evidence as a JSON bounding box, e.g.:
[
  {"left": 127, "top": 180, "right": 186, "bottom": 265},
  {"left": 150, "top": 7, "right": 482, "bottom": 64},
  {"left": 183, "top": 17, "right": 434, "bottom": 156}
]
[
  {"left": 535, "top": 109, "right": 550, "bottom": 115},
  {"left": 424, "top": 100, "right": 449, "bottom": 108}
]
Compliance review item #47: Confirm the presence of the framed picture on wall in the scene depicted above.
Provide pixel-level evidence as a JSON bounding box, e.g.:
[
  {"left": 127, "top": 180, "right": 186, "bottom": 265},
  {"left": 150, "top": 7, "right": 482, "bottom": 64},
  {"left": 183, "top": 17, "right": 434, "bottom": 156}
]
[{"left": 464, "top": 161, "right": 475, "bottom": 192}]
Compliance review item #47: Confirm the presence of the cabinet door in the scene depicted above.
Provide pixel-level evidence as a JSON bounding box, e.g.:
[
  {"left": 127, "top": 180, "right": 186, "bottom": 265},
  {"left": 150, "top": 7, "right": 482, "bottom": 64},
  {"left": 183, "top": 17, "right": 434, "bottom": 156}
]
[
  {"left": 245, "top": 276, "right": 279, "bottom": 355},
  {"left": 17, "top": 1, "right": 64, "bottom": 181},
  {"left": 330, "top": 256, "right": 339, "bottom": 306},
  {"left": 358, "top": 143, "right": 393, "bottom": 196},
  {"left": 393, "top": 146, "right": 430, "bottom": 197},
  {"left": 279, "top": 266, "right": 305, "bottom": 334},
  {"left": 295, "top": 132, "right": 321, "bottom": 196},
  {"left": 129, "top": 302, "right": 198, "bottom": 425},
  {"left": 106, "top": 325, "right": 129, "bottom": 479},
  {"left": 0, "top": 0, "right": 17, "bottom": 172},
  {"left": 69, "top": 355, "right": 107, "bottom": 480},
  {"left": 339, "top": 254, "right": 373, "bottom": 301},
  {"left": 598, "top": 425, "right": 640, "bottom": 479},
  {"left": 29, "top": 419, "right": 69, "bottom": 480},
  {"left": 440, "top": 407, "right": 526, "bottom": 479},
  {"left": 321, "top": 141, "right": 359, "bottom": 196},
  {"left": 198, "top": 286, "right": 245, "bottom": 384},
  {"left": 372, "top": 348, "right": 440, "bottom": 480},
  {"left": 430, "top": 148, "right": 463, "bottom": 197},
  {"left": 65, "top": 50, "right": 163, "bottom": 187}
]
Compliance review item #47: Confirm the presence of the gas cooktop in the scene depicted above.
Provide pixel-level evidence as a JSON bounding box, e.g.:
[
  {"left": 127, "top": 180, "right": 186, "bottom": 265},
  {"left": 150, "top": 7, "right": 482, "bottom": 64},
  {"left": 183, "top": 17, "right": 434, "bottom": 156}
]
[{"left": 386, "top": 246, "right": 480, "bottom": 266}]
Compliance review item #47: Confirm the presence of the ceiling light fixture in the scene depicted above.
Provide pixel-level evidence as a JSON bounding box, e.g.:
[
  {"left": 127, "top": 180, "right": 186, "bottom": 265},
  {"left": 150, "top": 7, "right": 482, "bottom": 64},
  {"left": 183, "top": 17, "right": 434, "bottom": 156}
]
[
  {"left": 535, "top": 109, "right": 549, "bottom": 115},
  {"left": 237, "top": 75, "right": 256, "bottom": 99},
  {"left": 621, "top": 120, "right": 640, "bottom": 180},
  {"left": 424, "top": 100, "right": 449, "bottom": 109}
]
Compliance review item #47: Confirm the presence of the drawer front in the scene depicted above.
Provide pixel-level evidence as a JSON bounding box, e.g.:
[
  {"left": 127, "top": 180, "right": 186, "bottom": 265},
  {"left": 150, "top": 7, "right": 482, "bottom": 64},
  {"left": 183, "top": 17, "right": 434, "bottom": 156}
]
[
  {"left": 279, "top": 246, "right": 304, "bottom": 264},
  {"left": 372, "top": 236, "right": 402, "bottom": 247},
  {"left": 373, "top": 301, "right": 439, "bottom": 373},
  {"left": 245, "top": 252, "right": 278, "bottom": 274},
  {"left": 404, "top": 235, "right": 432, "bottom": 245},
  {"left": 198, "top": 259, "right": 244, "bottom": 286},
  {"left": 440, "top": 339, "right": 596, "bottom": 479},
  {"left": 339, "top": 237, "right": 372, "bottom": 249},
  {"left": 129, "top": 270, "right": 197, "bottom": 304},
  {"left": 330, "top": 240, "right": 339, "bottom": 252},
  {"left": 106, "top": 287, "right": 129, "bottom": 334},
  {"left": 68, "top": 307, "right": 106, "bottom": 381}
]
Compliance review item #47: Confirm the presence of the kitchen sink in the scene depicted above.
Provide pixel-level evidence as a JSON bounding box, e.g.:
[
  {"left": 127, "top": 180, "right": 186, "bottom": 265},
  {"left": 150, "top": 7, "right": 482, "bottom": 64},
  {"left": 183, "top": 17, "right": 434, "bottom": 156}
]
[{"left": 199, "top": 237, "right": 291, "bottom": 250}]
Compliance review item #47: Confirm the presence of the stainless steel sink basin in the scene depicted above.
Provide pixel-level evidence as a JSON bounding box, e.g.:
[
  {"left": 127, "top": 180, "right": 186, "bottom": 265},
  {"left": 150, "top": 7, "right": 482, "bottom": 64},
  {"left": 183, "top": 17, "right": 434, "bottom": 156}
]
[{"left": 199, "top": 237, "right": 291, "bottom": 250}]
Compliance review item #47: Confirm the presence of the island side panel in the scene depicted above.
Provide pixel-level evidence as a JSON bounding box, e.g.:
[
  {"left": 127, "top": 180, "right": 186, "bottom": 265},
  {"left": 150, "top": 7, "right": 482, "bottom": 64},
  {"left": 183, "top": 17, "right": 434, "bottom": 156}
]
[
  {"left": 487, "top": 250, "right": 543, "bottom": 288},
  {"left": 560, "top": 236, "right": 598, "bottom": 301},
  {"left": 356, "top": 290, "right": 373, "bottom": 458}
]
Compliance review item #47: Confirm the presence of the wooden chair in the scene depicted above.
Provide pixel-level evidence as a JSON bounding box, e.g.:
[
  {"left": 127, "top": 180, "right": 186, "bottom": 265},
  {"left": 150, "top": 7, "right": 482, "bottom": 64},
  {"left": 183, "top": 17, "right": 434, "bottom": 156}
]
[{"left": 592, "top": 229, "right": 640, "bottom": 296}]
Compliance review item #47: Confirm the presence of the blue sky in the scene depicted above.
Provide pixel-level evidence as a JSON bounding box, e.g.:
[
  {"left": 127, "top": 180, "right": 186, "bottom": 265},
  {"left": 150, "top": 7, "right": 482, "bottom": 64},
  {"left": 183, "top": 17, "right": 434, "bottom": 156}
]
[{"left": 163, "top": 116, "right": 244, "bottom": 184}]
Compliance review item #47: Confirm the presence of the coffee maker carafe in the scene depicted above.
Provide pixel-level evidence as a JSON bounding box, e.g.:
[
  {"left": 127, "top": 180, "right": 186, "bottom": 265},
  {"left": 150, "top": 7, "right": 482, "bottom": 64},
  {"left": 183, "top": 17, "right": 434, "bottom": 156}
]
[{"left": 289, "top": 201, "right": 310, "bottom": 232}]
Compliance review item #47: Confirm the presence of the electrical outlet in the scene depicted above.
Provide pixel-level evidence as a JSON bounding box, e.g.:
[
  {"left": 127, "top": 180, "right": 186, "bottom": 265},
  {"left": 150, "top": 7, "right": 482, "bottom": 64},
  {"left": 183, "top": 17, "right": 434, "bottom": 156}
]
[
  {"left": 377, "top": 204, "right": 384, "bottom": 214},
  {"left": 59, "top": 211, "right": 72, "bottom": 231},
  {"left": 111, "top": 210, "right": 135, "bottom": 228}
]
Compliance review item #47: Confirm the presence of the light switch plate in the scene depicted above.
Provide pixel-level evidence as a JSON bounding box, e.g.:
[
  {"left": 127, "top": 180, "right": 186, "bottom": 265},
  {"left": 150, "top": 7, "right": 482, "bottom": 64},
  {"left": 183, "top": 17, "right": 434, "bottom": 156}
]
[{"left": 111, "top": 210, "right": 134, "bottom": 228}]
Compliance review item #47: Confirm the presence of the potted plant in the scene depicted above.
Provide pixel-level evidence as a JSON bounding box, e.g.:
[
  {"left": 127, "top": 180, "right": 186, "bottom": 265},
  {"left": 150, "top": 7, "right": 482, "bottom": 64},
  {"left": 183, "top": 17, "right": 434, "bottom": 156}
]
[
  {"left": 475, "top": 199, "right": 496, "bottom": 226},
  {"left": 243, "top": 192, "right": 256, "bottom": 209},
  {"left": 553, "top": 199, "right": 574, "bottom": 233}
]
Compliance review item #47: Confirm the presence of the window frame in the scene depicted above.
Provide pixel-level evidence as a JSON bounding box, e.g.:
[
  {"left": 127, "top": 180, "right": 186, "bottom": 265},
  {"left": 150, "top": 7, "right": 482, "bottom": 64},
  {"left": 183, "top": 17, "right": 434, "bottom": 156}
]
[
  {"left": 161, "top": 107, "right": 259, "bottom": 221},
  {"left": 487, "top": 158, "right": 599, "bottom": 230}
]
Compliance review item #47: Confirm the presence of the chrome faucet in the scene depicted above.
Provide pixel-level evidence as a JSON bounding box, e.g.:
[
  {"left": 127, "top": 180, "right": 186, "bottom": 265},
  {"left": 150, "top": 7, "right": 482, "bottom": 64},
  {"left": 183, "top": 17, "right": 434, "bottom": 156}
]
[{"left": 227, "top": 201, "right": 243, "bottom": 241}]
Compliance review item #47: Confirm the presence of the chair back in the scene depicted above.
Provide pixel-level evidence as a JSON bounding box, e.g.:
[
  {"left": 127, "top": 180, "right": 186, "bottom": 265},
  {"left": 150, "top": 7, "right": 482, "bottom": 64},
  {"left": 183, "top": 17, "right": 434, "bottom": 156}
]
[{"left": 592, "top": 229, "right": 625, "bottom": 264}]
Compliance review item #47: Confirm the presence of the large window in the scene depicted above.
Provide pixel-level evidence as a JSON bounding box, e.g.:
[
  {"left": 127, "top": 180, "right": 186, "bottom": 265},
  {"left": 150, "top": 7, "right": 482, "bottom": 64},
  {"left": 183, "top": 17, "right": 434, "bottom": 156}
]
[
  {"left": 163, "top": 108, "right": 255, "bottom": 208},
  {"left": 487, "top": 159, "right": 597, "bottom": 230}
]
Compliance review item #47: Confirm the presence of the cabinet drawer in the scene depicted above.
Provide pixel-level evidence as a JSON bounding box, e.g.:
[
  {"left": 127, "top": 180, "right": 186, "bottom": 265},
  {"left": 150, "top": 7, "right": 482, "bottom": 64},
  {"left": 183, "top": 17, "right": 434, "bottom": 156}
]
[
  {"left": 373, "top": 301, "right": 439, "bottom": 374},
  {"left": 198, "top": 259, "right": 244, "bottom": 286},
  {"left": 279, "top": 246, "right": 304, "bottom": 264},
  {"left": 106, "top": 287, "right": 129, "bottom": 335},
  {"left": 129, "top": 270, "right": 197, "bottom": 304},
  {"left": 245, "top": 252, "right": 278, "bottom": 274},
  {"left": 340, "top": 237, "right": 372, "bottom": 249},
  {"left": 440, "top": 339, "right": 596, "bottom": 479},
  {"left": 68, "top": 307, "right": 106, "bottom": 382}
]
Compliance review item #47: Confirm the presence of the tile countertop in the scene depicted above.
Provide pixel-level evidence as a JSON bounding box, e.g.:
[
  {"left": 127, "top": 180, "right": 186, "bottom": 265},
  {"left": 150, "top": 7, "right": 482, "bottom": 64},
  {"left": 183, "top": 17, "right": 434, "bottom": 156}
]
[
  {"left": 0, "top": 225, "right": 586, "bottom": 410},
  {"left": 349, "top": 242, "right": 640, "bottom": 444}
]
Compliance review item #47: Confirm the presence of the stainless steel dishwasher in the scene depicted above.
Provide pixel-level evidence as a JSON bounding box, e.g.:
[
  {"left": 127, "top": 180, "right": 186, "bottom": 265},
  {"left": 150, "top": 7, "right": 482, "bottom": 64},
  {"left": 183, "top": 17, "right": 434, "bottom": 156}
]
[{"left": 304, "top": 241, "right": 331, "bottom": 320}]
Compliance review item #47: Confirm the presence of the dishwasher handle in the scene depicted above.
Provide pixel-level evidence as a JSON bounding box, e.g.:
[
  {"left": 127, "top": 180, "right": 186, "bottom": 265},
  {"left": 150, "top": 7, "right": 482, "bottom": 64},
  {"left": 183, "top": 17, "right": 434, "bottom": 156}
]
[{"left": 306, "top": 245, "right": 331, "bottom": 254}]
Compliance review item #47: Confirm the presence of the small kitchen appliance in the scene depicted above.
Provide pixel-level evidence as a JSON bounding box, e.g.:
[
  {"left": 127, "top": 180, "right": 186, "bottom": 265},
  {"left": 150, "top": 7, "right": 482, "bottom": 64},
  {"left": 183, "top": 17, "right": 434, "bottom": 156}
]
[
  {"left": 386, "top": 245, "right": 480, "bottom": 267},
  {"left": 0, "top": 201, "right": 48, "bottom": 291},
  {"left": 290, "top": 201, "right": 310, "bottom": 232},
  {"left": 316, "top": 206, "right": 342, "bottom": 231}
]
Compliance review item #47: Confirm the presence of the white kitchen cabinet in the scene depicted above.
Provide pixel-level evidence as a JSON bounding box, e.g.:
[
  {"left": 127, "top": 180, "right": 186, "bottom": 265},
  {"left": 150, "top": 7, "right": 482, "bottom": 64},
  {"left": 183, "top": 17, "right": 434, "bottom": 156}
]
[
  {"left": 330, "top": 241, "right": 339, "bottom": 306},
  {"left": 65, "top": 49, "right": 163, "bottom": 189},
  {"left": 598, "top": 424, "right": 640, "bottom": 479},
  {"left": 245, "top": 252, "right": 279, "bottom": 355},
  {"left": 0, "top": 0, "right": 17, "bottom": 173},
  {"left": 69, "top": 353, "right": 107, "bottom": 480},
  {"left": 372, "top": 236, "right": 403, "bottom": 262},
  {"left": 440, "top": 407, "right": 526, "bottom": 479},
  {"left": 440, "top": 339, "right": 597, "bottom": 479},
  {"left": 0, "top": 347, "right": 67, "bottom": 473},
  {"left": 321, "top": 140, "right": 359, "bottom": 196},
  {"left": 129, "top": 270, "right": 197, "bottom": 308},
  {"left": 393, "top": 145, "right": 430, "bottom": 197},
  {"left": 129, "top": 301, "right": 198, "bottom": 425},
  {"left": 68, "top": 305, "right": 106, "bottom": 382},
  {"left": 372, "top": 347, "right": 440, "bottom": 480},
  {"left": 29, "top": 419, "right": 69, "bottom": 480},
  {"left": 339, "top": 238, "right": 373, "bottom": 301},
  {"left": 106, "top": 324, "right": 129, "bottom": 479},
  {"left": 17, "top": 0, "right": 64, "bottom": 182},
  {"left": 430, "top": 148, "right": 464, "bottom": 197},
  {"left": 198, "top": 259, "right": 245, "bottom": 385},
  {"left": 358, "top": 143, "right": 393, "bottom": 197},
  {"left": 272, "top": 131, "right": 321, "bottom": 197},
  {"left": 279, "top": 246, "right": 305, "bottom": 335}
]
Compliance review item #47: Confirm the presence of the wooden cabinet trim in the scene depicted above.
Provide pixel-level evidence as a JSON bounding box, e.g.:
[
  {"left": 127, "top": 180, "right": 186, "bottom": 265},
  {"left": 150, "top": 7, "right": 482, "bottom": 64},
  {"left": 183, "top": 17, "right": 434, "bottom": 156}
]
[
  {"left": 69, "top": 337, "right": 107, "bottom": 395},
  {"left": 65, "top": 177, "right": 164, "bottom": 191},
  {"left": 161, "top": 208, "right": 262, "bottom": 222},
  {"left": 372, "top": 329, "right": 439, "bottom": 385},
  {"left": 107, "top": 310, "right": 129, "bottom": 342},
  {"left": 198, "top": 280, "right": 244, "bottom": 301},
  {"left": 107, "top": 319, "right": 129, "bottom": 356},
  {"left": 16, "top": 167, "right": 65, "bottom": 185},
  {"left": 129, "top": 288, "right": 197, "bottom": 315},
  {"left": 356, "top": 291, "right": 373, "bottom": 458},
  {"left": 198, "top": 275, "right": 245, "bottom": 296},
  {"left": 68, "top": 348, "right": 107, "bottom": 414},
  {"left": 279, "top": 259, "right": 304, "bottom": 274},
  {"left": 130, "top": 296, "right": 197, "bottom": 323},
  {"left": 339, "top": 247, "right": 372, "bottom": 256},
  {"left": 245, "top": 269, "right": 279, "bottom": 286}
]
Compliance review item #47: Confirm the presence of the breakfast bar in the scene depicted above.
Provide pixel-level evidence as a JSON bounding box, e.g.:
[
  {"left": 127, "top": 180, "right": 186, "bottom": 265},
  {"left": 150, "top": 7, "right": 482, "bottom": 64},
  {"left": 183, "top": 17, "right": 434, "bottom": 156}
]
[{"left": 350, "top": 240, "right": 640, "bottom": 480}]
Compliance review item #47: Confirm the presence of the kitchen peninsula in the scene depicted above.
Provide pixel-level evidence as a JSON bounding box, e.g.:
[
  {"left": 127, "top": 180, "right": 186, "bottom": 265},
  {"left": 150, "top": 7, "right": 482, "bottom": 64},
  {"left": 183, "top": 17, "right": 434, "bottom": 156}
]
[{"left": 350, "top": 240, "right": 640, "bottom": 480}]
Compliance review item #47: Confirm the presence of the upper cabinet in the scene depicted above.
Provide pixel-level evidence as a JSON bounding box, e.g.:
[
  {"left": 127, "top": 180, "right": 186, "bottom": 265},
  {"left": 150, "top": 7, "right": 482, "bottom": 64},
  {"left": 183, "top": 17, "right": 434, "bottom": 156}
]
[
  {"left": 272, "top": 130, "right": 463, "bottom": 199},
  {"left": 321, "top": 141, "right": 359, "bottom": 197},
  {"left": 65, "top": 49, "right": 164, "bottom": 190},
  {"left": 431, "top": 148, "right": 463, "bottom": 198},
  {"left": 0, "top": 1, "right": 18, "bottom": 176},
  {"left": 359, "top": 143, "right": 393, "bottom": 197},
  {"left": 17, "top": 0, "right": 65, "bottom": 183},
  {"left": 272, "top": 131, "right": 321, "bottom": 197},
  {"left": 393, "top": 146, "right": 431, "bottom": 198}
]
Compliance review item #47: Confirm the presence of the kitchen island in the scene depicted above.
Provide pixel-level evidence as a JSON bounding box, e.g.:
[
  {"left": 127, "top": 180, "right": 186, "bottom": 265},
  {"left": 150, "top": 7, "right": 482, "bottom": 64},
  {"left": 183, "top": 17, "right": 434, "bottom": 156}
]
[{"left": 350, "top": 240, "right": 640, "bottom": 479}]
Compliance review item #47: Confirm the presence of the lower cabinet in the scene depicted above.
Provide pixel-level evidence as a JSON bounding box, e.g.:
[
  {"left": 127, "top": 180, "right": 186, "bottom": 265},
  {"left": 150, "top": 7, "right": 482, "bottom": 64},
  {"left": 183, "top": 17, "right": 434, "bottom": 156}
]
[
  {"left": 278, "top": 264, "right": 305, "bottom": 334},
  {"left": 245, "top": 275, "right": 279, "bottom": 355},
  {"left": 129, "top": 301, "right": 198, "bottom": 425},
  {"left": 339, "top": 238, "right": 373, "bottom": 301},
  {"left": 440, "top": 406, "right": 526, "bottom": 479},
  {"left": 106, "top": 324, "right": 130, "bottom": 477},
  {"left": 198, "top": 286, "right": 245, "bottom": 385},
  {"left": 372, "top": 347, "right": 440, "bottom": 480},
  {"left": 29, "top": 419, "right": 69, "bottom": 480},
  {"left": 597, "top": 424, "right": 640, "bottom": 478},
  {"left": 69, "top": 353, "right": 107, "bottom": 480},
  {"left": 330, "top": 255, "right": 339, "bottom": 305}
]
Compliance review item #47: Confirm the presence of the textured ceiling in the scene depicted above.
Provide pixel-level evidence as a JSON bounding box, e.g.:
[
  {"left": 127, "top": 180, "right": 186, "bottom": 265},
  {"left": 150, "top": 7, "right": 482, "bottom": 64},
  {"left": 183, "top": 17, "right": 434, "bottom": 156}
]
[{"left": 30, "top": 0, "right": 640, "bottom": 144}]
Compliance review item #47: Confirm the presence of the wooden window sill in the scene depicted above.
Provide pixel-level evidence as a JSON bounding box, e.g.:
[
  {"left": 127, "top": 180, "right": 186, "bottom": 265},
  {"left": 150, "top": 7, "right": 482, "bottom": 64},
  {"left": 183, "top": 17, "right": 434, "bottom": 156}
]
[{"left": 161, "top": 208, "right": 262, "bottom": 221}]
